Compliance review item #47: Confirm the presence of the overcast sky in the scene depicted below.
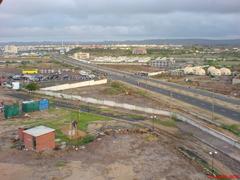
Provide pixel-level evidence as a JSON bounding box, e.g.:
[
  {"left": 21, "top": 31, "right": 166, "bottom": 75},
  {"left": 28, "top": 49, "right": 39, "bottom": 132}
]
[{"left": 0, "top": 0, "right": 240, "bottom": 41}]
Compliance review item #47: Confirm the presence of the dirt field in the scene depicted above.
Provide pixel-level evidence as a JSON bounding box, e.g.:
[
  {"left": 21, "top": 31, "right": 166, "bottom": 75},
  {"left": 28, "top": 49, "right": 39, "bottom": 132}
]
[
  {"left": 0, "top": 131, "right": 207, "bottom": 180},
  {"left": 0, "top": 92, "right": 239, "bottom": 179},
  {"left": 155, "top": 74, "right": 240, "bottom": 98},
  {"left": 62, "top": 81, "right": 169, "bottom": 110}
]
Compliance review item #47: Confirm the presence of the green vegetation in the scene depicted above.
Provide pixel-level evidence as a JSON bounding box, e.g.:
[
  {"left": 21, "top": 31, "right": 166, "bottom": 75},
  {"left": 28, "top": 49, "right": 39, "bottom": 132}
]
[
  {"left": 55, "top": 160, "right": 67, "bottom": 167},
  {"left": 104, "top": 81, "right": 148, "bottom": 98},
  {"left": 126, "top": 114, "right": 145, "bottom": 120},
  {"left": 25, "top": 82, "right": 40, "bottom": 91},
  {"left": 154, "top": 118, "right": 177, "bottom": 127},
  {"left": 15, "top": 108, "right": 111, "bottom": 145},
  {"left": 105, "top": 81, "right": 129, "bottom": 95},
  {"left": 178, "top": 146, "right": 220, "bottom": 177},
  {"left": 221, "top": 124, "right": 240, "bottom": 137}
]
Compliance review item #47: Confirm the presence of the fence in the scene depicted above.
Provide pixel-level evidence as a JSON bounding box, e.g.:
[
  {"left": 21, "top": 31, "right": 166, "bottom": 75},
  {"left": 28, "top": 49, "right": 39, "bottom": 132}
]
[
  {"left": 40, "top": 79, "right": 108, "bottom": 91},
  {"left": 36, "top": 90, "right": 240, "bottom": 150}
]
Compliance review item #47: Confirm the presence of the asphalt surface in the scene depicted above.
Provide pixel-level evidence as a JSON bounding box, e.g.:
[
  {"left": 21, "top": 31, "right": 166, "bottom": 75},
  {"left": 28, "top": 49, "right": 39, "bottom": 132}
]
[
  {"left": 52, "top": 55, "right": 240, "bottom": 122},
  {"left": 145, "top": 77, "right": 240, "bottom": 106}
]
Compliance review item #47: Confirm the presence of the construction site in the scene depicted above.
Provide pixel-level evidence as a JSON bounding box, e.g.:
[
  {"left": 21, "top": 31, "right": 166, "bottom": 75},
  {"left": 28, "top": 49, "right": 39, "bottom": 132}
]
[
  {"left": 0, "top": 50, "right": 239, "bottom": 180},
  {"left": 0, "top": 75, "right": 240, "bottom": 179}
]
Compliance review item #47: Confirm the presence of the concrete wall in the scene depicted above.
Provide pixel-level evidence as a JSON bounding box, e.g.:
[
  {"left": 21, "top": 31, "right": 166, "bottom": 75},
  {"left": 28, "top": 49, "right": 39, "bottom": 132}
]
[
  {"left": 148, "top": 71, "right": 165, "bottom": 77},
  {"left": 41, "top": 79, "right": 107, "bottom": 91},
  {"left": 36, "top": 90, "right": 240, "bottom": 150}
]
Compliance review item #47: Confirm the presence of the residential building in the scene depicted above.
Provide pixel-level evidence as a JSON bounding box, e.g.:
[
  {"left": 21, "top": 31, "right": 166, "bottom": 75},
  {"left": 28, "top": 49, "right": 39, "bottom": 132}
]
[
  {"left": 74, "top": 52, "right": 90, "bottom": 59},
  {"left": 132, "top": 48, "right": 147, "bottom": 55},
  {"left": 4, "top": 45, "right": 18, "bottom": 54},
  {"left": 149, "top": 57, "right": 175, "bottom": 68}
]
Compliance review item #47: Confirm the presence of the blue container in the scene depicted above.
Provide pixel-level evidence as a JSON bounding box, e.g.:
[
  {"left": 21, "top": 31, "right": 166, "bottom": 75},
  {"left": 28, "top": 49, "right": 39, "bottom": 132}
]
[{"left": 39, "top": 99, "right": 49, "bottom": 111}]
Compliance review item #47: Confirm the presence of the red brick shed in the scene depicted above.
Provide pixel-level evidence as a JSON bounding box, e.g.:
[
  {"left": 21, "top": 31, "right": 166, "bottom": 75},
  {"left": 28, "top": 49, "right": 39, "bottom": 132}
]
[{"left": 22, "top": 126, "right": 55, "bottom": 152}]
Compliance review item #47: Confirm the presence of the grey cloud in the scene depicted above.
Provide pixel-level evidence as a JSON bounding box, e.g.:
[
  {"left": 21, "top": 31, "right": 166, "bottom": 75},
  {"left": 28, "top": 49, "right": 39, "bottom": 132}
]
[{"left": 0, "top": 0, "right": 239, "bottom": 41}]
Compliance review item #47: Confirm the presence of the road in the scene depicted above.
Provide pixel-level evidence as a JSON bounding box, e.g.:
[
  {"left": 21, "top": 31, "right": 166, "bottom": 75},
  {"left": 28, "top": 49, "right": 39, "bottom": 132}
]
[{"left": 52, "top": 55, "right": 240, "bottom": 122}]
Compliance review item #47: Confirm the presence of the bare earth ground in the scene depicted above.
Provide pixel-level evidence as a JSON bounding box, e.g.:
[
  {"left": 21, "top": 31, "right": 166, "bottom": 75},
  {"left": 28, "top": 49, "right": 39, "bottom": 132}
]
[
  {"left": 0, "top": 88, "right": 239, "bottom": 179},
  {"left": 0, "top": 133, "right": 207, "bottom": 180},
  {"left": 156, "top": 75, "right": 240, "bottom": 98},
  {"left": 62, "top": 83, "right": 168, "bottom": 110}
]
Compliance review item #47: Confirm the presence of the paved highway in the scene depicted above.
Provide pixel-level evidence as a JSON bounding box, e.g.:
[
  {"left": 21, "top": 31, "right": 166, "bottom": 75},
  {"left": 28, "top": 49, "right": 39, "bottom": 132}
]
[
  {"left": 144, "top": 77, "right": 240, "bottom": 106},
  {"left": 52, "top": 55, "right": 240, "bottom": 122}
]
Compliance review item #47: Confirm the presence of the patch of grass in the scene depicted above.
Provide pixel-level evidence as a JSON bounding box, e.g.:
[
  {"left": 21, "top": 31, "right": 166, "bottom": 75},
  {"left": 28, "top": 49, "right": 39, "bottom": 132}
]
[
  {"left": 155, "top": 119, "right": 177, "bottom": 127},
  {"left": 14, "top": 108, "right": 110, "bottom": 145},
  {"left": 221, "top": 124, "right": 240, "bottom": 137},
  {"left": 104, "top": 81, "right": 130, "bottom": 95},
  {"left": 55, "top": 160, "right": 67, "bottom": 167},
  {"left": 126, "top": 114, "right": 145, "bottom": 120},
  {"left": 104, "top": 81, "right": 150, "bottom": 99},
  {"left": 144, "top": 134, "right": 158, "bottom": 142},
  {"left": 178, "top": 147, "right": 227, "bottom": 178},
  {"left": 70, "top": 135, "right": 96, "bottom": 146}
]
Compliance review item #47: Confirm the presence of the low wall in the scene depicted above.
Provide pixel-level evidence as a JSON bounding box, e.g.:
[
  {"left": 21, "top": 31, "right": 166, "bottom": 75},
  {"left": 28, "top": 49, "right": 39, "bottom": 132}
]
[
  {"left": 148, "top": 71, "right": 165, "bottom": 77},
  {"left": 40, "top": 79, "right": 107, "bottom": 91},
  {"left": 36, "top": 90, "right": 240, "bottom": 150}
]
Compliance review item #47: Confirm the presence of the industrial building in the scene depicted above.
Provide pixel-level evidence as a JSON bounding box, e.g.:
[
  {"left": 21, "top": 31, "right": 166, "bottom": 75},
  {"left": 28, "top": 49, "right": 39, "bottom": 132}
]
[
  {"left": 19, "top": 126, "right": 55, "bottom": 152},
  {"left": 149, "top": 58, "right": 175, "bottom": 68}
]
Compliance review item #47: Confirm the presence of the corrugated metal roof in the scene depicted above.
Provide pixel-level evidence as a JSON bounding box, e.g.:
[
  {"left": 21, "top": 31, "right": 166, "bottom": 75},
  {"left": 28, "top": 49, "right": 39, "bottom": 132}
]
[{"left": 23, "top": 126, "right": 55, "bottom": 137}]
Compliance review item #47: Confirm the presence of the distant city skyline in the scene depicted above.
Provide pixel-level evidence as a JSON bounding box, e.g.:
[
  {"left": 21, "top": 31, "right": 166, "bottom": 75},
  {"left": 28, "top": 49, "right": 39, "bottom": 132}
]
[{"left": 0, "top": 0, "right": 240, "bottom": 41}]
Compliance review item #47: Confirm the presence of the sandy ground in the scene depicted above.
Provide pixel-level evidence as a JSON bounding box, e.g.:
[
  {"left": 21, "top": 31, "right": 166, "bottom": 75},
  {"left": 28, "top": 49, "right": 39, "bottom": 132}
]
[
  {"left": 64, "top": 134, "right": 206, "bottom": 180},
  {"left": 0, "top": 126, "right": 207, "bottom": 180},
  {"left": 62, "top": 83, "right": 168, "bottom": 110}
]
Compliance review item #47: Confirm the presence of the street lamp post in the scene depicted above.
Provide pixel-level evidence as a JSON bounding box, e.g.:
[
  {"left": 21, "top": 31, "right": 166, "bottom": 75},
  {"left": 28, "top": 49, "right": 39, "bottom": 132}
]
[
  {"left": 209, "top": 151, "right": 218, "bottom": 176},
  {"left": 150, "top": 115, "right": 157, "bottom": 131}
]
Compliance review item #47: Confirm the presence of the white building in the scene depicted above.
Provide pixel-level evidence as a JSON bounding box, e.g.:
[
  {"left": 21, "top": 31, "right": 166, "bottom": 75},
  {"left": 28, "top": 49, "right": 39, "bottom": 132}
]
[
  {"left": 4, "top": 45, "right": 18, "bottom": 54},
  {"left": 220, "top": 68, "right": 231, "bottom": 76},
  {"left": 74, "top": 52, "right": 90, "bottom": 59},
  {"left": 184, "top": 66, "right": 206, "bottom": 76},
  {"left": 149, "top": 58, "right": 175, "bottom": 68}
]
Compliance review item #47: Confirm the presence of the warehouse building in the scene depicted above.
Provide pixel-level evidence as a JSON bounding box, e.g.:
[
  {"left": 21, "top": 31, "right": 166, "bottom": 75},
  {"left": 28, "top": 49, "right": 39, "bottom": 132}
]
[{"left": 19, "top": 126, "right": 55, "bottom": 152}]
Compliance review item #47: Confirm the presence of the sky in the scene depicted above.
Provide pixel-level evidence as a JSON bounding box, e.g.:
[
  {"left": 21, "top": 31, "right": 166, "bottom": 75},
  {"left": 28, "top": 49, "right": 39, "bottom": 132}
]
[{"left": 0, "top": 0, "right": 240, "bottom": 42}]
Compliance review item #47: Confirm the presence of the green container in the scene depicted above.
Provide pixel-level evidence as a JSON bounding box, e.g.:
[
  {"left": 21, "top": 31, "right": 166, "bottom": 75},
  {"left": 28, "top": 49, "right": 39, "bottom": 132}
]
[
  {"left": 22, "top": 101, "right": 39, "bottom": 113},
  {"left": 4, "top": 104, "right": 20, "bottom": 119}
]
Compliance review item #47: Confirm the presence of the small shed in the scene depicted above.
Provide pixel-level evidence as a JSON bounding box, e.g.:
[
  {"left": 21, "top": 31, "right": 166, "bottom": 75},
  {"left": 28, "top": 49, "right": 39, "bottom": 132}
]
[{"left": 22, "top": 126, "right": 55, "bottom": 152}]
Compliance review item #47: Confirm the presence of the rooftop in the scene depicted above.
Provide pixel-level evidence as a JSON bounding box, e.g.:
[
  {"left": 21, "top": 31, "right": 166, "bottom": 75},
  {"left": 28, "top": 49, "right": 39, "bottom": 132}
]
[{"left": 23, "top": 125, "right": 55, "bottom": 137}]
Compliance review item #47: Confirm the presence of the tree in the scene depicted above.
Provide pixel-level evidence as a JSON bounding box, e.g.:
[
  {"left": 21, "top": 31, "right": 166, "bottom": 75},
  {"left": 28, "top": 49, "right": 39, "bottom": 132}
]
[{"left": 25, "top": 82, "right": 39, "bottom": 91}]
